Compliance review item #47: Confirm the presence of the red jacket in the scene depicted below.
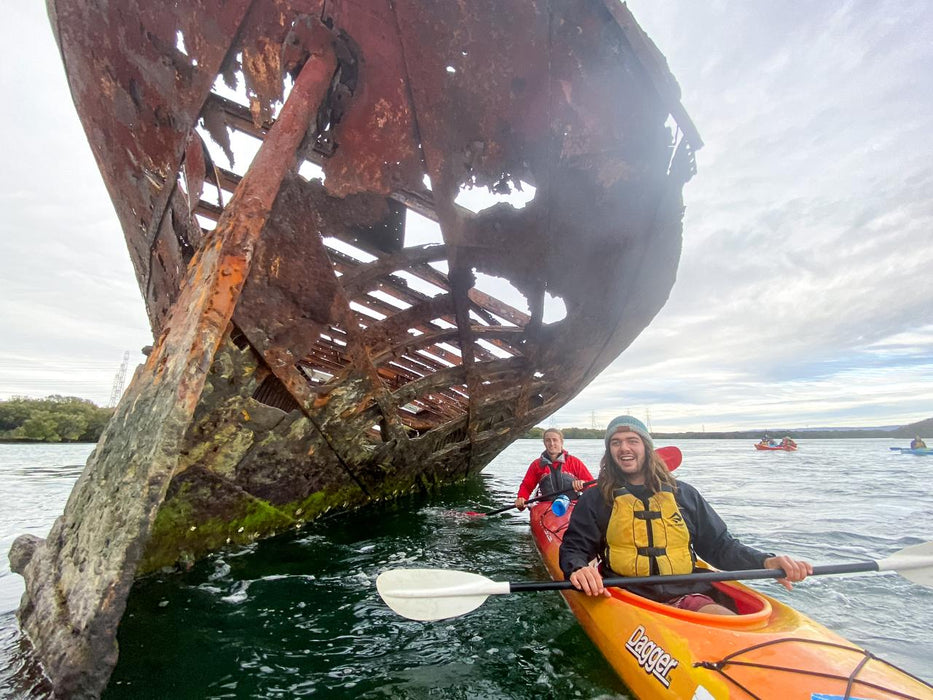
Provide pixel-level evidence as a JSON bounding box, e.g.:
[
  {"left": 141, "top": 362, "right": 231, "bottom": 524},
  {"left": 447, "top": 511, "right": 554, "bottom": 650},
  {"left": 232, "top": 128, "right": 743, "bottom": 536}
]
[{"left": 517, "top": 451, "right": 594, "bottom": 499}]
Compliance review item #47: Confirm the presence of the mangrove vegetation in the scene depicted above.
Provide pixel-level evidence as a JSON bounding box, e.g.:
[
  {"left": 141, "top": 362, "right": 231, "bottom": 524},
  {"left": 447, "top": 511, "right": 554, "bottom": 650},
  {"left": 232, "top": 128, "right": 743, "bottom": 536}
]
[{"left": 0, "top": 395, "right": 112, "bottom": 443}]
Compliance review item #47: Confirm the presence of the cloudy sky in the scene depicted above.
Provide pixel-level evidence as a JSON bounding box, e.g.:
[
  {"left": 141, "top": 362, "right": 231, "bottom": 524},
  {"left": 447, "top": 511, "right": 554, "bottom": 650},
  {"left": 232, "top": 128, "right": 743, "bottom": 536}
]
[
  {"left": 551, "top": 0, "right": 933, "bottom": 432},
  {"left": 0, "top": 5, "right": 153, "bottom": 406},
  {"left": 1, "top": 2, "right": 930, "bottom": 432}
]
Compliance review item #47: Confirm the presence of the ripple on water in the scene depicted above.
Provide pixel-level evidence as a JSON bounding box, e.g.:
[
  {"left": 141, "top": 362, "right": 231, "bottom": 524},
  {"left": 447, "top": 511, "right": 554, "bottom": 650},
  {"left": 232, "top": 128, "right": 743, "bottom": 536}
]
[{"left": 0, "top": 613, "right": 52, "bottom": 700}]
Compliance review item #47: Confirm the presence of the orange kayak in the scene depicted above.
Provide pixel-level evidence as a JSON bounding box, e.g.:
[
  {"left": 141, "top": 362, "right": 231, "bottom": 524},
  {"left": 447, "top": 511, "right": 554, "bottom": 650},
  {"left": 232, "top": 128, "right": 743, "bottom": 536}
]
[{"left": 529, "top": 501, "right": 932, "bottom": 699}]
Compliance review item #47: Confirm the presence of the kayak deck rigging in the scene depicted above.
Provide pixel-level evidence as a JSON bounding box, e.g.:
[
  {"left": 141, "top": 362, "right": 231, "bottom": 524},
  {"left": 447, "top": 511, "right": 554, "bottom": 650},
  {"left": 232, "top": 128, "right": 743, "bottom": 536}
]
[{"left": 696, "top": 637, "right": 933, "bottom": 700}]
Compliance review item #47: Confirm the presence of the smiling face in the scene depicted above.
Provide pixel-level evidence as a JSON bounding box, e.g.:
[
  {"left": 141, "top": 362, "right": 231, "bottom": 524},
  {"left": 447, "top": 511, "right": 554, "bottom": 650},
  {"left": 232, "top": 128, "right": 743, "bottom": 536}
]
[
  {"left": 608, "top": 429, "right": 647, "bottom": 485},
  {"left": 543, "top": 430, "right": 564, "bottom": 459}
]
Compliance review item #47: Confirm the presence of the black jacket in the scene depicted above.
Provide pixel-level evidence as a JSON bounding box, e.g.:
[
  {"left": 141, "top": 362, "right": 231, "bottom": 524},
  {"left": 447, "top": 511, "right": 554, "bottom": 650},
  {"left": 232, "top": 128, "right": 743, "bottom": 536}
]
[{"left": 558, "top": 480, "right": 772, "bottom": 602}]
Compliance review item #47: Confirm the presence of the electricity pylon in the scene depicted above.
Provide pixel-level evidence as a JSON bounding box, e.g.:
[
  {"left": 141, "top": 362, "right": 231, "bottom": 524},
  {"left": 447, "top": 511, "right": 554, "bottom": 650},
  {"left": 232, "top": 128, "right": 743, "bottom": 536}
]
[{"left": 109, "top": 351, "right": 131, "bottom": 407}]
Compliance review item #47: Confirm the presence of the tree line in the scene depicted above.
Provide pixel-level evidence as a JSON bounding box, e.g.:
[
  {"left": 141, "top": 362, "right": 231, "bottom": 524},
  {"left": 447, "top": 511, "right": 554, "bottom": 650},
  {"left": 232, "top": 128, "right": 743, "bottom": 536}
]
[
  {"left": 524, "top": 417, "right": 932, "bottom": 441},
  {"left": 0, "top": 396, "right": 113, "bottom": 443},
  {"left": 5, "top": 396, "right": 927, "bottom": 444},
  {"left": 524, "top": 427, "right": 605, "bottom": 439}
]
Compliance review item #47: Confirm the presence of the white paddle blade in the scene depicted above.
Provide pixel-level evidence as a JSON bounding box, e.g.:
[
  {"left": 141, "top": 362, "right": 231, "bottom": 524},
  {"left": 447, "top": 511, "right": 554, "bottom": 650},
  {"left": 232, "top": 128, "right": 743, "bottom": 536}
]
[
  {"left": 376, "top": 568, "right": 508, "bottom": 621},
  {"left": 877, "top": 541, "right": 933, "bottom": 588}
]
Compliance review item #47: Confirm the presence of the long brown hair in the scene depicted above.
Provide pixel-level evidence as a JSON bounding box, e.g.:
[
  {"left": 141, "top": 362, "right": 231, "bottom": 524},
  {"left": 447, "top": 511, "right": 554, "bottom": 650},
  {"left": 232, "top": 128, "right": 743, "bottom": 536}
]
[{"left": 597, "top": 443, "right": 677, "bottom": 503}]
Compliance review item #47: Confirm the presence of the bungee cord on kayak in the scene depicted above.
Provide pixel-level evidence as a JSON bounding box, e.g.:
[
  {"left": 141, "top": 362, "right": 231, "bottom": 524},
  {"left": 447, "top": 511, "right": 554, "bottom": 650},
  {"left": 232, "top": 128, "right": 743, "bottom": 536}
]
[{"left": 694, "top": 636, "right": 933, "bottom": 700}]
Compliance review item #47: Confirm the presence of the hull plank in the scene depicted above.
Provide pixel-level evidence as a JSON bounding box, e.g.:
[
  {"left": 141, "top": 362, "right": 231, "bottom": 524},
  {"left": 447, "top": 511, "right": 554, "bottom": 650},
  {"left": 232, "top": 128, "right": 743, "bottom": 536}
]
[{"left": 14, "top": 1, "right": 699, "bottom": 695}]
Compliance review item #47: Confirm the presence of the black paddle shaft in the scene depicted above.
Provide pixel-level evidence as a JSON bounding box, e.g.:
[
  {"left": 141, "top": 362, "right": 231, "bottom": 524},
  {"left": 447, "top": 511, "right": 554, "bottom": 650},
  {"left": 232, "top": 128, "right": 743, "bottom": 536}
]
[
  {"left": 483, "top": 481, "right": 596, "bottom": 516},
  {"left": 507, "top": 561, "right": 881, "bottom": 592}
]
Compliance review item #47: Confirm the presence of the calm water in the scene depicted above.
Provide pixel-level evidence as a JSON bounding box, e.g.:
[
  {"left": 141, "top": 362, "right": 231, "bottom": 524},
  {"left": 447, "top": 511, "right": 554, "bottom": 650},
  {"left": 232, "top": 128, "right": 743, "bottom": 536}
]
[{"left": 1, "top": 439, "right": 931, "bottom": 698}]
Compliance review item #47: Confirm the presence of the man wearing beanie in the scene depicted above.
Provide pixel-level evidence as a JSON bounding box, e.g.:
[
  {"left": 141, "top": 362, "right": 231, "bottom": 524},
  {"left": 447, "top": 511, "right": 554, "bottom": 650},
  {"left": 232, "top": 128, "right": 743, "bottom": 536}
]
[
  {"left": 558, "top": 415, "right": 811, "bottom": 614},
  {"left": 514, "top": 428, "right": 594, "bottom": 511}
]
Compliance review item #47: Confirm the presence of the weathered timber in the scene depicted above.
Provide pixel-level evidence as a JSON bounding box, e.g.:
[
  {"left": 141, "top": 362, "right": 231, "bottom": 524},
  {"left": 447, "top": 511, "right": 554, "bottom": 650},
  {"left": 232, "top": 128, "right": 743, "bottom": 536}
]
[
  {"left": 10, "top": 18, "right": 339, "bottom": 698},
  {"left": 12, "top": 0, "right": 700, "bottom": 696}
]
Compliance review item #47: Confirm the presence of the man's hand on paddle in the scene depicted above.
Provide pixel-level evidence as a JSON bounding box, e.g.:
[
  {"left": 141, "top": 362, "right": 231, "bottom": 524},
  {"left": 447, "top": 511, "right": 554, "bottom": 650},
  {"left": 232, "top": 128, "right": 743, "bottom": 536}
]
[
  {"left": 514, "top": 497, "right": 526, "bottom": 511},
  {"left": 763, "top": 555, "right": 813, "bottom": 590},
  {"left": 571, "top": 479, "right": 585, "bottom": 492},
  {"left": 569, "top": 565, "right": 611, "bottom": 597}
]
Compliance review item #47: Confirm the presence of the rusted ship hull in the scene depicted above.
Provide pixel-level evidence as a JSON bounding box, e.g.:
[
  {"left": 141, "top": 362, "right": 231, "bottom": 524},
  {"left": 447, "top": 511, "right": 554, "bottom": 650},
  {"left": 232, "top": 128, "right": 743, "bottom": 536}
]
[{"left": 11, "top": 0, "right": 699, "bottom": 696}]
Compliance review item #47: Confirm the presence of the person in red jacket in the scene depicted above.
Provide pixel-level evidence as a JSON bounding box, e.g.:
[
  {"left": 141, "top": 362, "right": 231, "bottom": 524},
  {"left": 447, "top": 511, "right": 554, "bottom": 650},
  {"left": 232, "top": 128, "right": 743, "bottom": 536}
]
[{"left": 514, "top": 428, "right": 594, "bottom": 510}]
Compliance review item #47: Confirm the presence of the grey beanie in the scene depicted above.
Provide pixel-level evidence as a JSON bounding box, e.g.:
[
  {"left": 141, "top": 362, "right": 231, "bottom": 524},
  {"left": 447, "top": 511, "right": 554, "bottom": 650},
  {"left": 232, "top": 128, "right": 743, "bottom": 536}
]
[{"left": 604, "top": 415, "right": 654, "bottom": 453}]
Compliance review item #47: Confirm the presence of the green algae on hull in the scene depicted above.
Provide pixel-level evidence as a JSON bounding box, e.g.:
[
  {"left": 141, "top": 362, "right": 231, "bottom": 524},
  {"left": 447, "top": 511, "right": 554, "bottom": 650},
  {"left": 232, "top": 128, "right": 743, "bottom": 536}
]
[{"left": 140, "top": 480, "right": 369, "bottom": 573}]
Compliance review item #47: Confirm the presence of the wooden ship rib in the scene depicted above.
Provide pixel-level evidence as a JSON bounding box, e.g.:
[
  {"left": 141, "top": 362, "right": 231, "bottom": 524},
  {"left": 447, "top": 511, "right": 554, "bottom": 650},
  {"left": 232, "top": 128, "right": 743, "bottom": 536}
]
[{"left": 10, "top": 0, "right": 700, "bottom": 696}]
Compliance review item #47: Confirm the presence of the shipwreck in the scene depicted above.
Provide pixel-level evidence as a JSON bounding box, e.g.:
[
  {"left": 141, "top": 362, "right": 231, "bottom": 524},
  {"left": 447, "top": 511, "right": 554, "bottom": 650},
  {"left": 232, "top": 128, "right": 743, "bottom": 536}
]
[{"left": 10, "top": 0, "right": 700, "bottom": 696}]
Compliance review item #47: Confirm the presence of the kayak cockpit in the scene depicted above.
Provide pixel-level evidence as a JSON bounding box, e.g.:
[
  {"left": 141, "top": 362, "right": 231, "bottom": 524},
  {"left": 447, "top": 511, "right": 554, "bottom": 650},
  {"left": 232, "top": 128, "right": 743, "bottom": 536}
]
[{"left": 609, "top": 580, "right": 773, "bottom": 629}]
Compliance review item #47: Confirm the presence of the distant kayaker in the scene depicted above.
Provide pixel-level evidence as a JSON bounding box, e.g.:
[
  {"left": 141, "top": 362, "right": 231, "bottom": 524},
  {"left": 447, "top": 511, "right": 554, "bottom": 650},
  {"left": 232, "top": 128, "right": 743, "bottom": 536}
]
[
  {"left": 911, "top": 435, "right": 927, "bottom": 449},
  {"left": 514, "top": 428, "right": 593, "bottom": 511},
  {"left": 559, "top": 415, "right": 812, "bottom": 615}
]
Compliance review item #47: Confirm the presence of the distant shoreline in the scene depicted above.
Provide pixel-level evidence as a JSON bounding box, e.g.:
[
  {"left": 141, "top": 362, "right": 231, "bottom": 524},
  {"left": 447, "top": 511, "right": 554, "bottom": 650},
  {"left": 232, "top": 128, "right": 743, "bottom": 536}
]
[
  {"left": 564, "top": 434, "right": 905, "bottom": 440},
  {"left": 523, "top": 423, "right": 930, "bottom": 441},
  {"left": 521, "top": 434, "right": 909, "bottom": 440},
  {"left": 655, "top": 431, "right": 905, "bottom": 440},
  {"left": 0, "top": 439, "right": 97, "bottom": 445}
]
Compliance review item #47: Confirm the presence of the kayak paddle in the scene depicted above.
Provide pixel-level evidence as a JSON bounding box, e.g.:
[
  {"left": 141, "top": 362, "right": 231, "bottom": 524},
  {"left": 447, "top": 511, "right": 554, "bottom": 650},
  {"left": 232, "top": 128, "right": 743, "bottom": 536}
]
[
  {"left": 468, "top": 445, "right": 683, "bottom": 517},
  {"left": 477, "top": 481, "right": 596, "bottom": 516},
  {"left": 376, "top": 541, "right": 933, "bottom": 621}
]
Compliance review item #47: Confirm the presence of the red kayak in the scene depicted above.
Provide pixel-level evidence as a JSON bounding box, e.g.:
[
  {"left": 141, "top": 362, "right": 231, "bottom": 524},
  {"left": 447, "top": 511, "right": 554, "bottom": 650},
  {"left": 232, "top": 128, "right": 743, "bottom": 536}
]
[{"left": 755, "top": 441, "right": 797, "bottom": 451}]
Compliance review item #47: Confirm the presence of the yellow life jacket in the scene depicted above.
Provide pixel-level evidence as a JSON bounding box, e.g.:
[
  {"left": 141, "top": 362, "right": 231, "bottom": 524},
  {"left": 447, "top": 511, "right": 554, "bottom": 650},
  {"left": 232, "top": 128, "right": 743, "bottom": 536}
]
[{"left": 606, "top": 485, "right": 694, "bottom": 577}]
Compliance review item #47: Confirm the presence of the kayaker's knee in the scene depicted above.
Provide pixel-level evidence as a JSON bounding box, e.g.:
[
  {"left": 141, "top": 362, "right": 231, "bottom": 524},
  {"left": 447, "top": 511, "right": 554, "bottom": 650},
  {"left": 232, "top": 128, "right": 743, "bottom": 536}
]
[
  {"left": 667, "top": 593, "right": 736, "bottom": 615},
  {"left": 697, "top": 603, "right": 736, "bottom": 616}
]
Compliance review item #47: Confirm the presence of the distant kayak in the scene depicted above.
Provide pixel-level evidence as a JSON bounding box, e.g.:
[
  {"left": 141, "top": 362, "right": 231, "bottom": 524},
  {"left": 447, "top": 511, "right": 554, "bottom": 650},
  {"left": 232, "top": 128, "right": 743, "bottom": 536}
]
[
  {"left": 755, "top": 442, "right": 797, "bottom": 451},
  {"left": 889, "top": 447, "right": 933, "bottom": 456}
]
